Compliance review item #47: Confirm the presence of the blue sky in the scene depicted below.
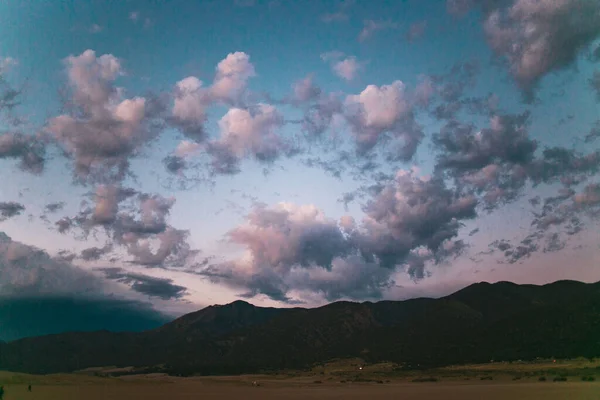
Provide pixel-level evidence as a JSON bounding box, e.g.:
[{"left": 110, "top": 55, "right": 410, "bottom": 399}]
[{"left": 1, "top": 0, "right": 600, "bottom": 332}]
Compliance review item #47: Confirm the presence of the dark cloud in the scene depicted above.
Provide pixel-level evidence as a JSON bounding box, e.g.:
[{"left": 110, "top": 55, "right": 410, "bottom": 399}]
[
  {"left": 0, "top": 296, "right": 170, "bottom": 342},
  {"left": 432, "top": 112, "right": 536, "bottom": 208},
  {"left": 80, "top": 245, "right": 112, "bottom": 261},
  {"left": 357, "top": 171, "right": 478, "bottom": 269},
  {"left": 584, "top": 120, "right": 600, "bottom": 143},
  {"left": 0, "top": 133, "right": 46, "bottom": 174},
  {"left": 504, "top": 232, "right": 541, "bottom": 263},
  {"left": 97, "top": 267, "right": 187, "bottom": 300},
  {"left": 451, "top": 0, "right": 600, "bottom": 96},
  {"left": 163, "top": 155, "right": 187, "bottom": 174},
  {"left": 0, "top": 201, "right": 25, "bottom": 221},
  {"left": 527, "top": 147, "right": 600, "bottom": 186},
  {"left": 434, "top": 112, "right": 536, "bottom": 174},
  {"left": 0, "top": 231, "right": 105, "bottom": 297},
  {"left": 0, "top": 231, "right": 178, "bottom": 341},
  {"left": 44, "top": 202, "right": 66, "bottom": 214},
  {"left": 543, "top": 232, "right": 566, "bottom": 253}
]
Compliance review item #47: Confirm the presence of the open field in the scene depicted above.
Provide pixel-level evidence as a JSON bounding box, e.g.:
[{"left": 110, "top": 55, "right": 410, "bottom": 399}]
[
  {"left": 1, "top": 358, "right": 599, "bottom": 399},
  {"left": 0, "top": 378, "right": 599, "bottom": 400}
]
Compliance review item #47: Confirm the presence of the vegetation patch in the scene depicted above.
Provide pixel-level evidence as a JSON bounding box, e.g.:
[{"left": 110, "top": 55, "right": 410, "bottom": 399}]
[{"left": 412, "top": 377, "right": 438, "bottom": 383}]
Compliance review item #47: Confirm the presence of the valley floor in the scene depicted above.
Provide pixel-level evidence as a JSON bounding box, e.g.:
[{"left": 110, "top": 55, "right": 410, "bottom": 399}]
[{"left": 0, "top": 377, "right": 598, "bottom": 400}]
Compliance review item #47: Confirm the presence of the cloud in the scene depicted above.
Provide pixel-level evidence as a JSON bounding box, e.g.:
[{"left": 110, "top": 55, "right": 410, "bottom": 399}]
[
  {"left": 333, "top": 57, "right": 361, "bottom": 81},
  {"left": 123, "top": 227, "right": 194, "bottom": 267},
  {"left": 97, "top": 267, "right": 187, "bottom": 300},
  {"left": 167, "top": 52, "right": 257, "bottom": 142},
  {"left": 79, "top": 244, "right": 113, "bottom": 261},
  {"left": 527, "top": 146, "right": 600, "bottom": 186},
  {"left": 207, "top": 103, "right": 286, "bottom": 174},
  {"left": 89, "top": 24, "right": 103, "bottom": 33},
  {"left": 0, "top": 296, "right": 170, "bottom": 341},
  {"left": 291, "top": 75, "right": 322, "bottom": 104},
  {"left": 0, "top": 202, "right": 25, "bottom": 221},
  {"left": 433, "top": 113, "right": 537, "bottom": 207},
  {"left": 198, "top": 202, "right": 393, "bottom": 302},
  {"left": 344, "top": 81, "right": 424, "bottom": 160},
  {"left": 0, "top": 56, "right": 18, "bottom": 74},
  {"left": 300, "top": 93, "right": 343, "bottom": 137},
  {"left": 47, "top": 50, "right": 165, "bottom": 184},
  {"left": 433, "top": 114, "right": 537, "bottom": 170},
  {"left": 44, "top": 202, "right": 66, "bottom": 214},
  {"left": 446, "top": 0, "right": 475, "bottom": 17},
  {"left": 175, "top": 140, "right": 202, "bottom": 158},
  {"left": 457, "top": 0, "right": 600, "bottom": 95},
  {"left": 170, "top": 76, "right": 211, "bottom": 141},
  {"left": 163, "top": 155, "right": 187, "bottom": 175},
  {"left": 585, "top": 120, "right": 600, "bottom": 143},
  {"left": 591, "top": 70, "right": 600, "bottom": 100},
  {"left": 92, "top": 184, "right": 137, "bottom": 225},
  {"left": 211, "top": 52, "right": 256, "bottom": 104},
  {"left": 321, "top": 0, "right": 354, "bottom": 23},
  {"left": 57, "top": 187, "right": 197, "bottom": 268},
  {"left": 358, "top": 19, "right": 398, "bottom": 42},
  {"left": 0, "top": 231, "right": 105, "bottom": 297},
  {"left": 406, "top": 21, "right": 427, "bottom": 41},
  {"left": 0, "top": 133, "right": 46, "bottom": 174},
  {"left": 357, "top": 170, "right": 478, "bottom": 271},
  {"left": 198, "top": 170, "right": 479, "bottom": 301},
  {"left": 321, "top": 52, "right": 364, "bottom": 82}
]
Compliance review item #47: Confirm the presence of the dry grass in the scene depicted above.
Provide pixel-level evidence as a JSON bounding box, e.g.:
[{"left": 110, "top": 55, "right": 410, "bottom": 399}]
[
  {"left": 1, "top": 358, "right": 598, "bottom": 399},
  {"left": 440, "top": 357, "right": 600, "bottom": 373},
  {"left": 0, "top": 377, "right": 598, "bottom": 400}
]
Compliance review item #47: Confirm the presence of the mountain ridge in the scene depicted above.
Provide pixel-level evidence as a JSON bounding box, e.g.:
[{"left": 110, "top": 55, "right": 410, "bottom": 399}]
[{"left": 1, "top": 279, "right": 599, "bottom": 375}]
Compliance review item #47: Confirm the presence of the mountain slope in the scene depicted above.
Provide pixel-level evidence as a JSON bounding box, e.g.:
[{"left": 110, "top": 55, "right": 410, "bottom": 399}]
[{"left": 1, "top": 280, "right": 599, "bottom": 374}]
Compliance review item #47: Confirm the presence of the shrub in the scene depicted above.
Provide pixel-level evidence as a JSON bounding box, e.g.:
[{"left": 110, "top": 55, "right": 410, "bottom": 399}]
[
  {"left": 313, "top": 380, "right": 322, "bottom": 384},
  {"left": 581, "top": 376, "right": 595, "bottom": 382},
  {"left": 538, "top": 376, "right": 547, "bottom": 382},
  {"left": 412, "top": 377, "right": 438, "bottom": 382},
  {"left": 553, "top": 376, "right": 567, "bottom": 382},
  {"left": 480, "top": 376, "right": 493, "bottom": 381}
]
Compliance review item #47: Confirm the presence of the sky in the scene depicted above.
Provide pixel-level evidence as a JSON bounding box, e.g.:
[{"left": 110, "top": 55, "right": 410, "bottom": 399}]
[{"left": 1, "top": 0, "right": 600, "bottom": 338}]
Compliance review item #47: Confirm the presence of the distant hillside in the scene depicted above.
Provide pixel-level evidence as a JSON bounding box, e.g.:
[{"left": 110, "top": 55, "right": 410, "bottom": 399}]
[{"left": 1, "top": 280, "right": 599, "bottom": 375}]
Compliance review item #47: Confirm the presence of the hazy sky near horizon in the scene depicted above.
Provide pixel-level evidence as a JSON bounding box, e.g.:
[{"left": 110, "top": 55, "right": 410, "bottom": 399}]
[{"left": 1, "top": 0, "right": 600, "bottom": 320}]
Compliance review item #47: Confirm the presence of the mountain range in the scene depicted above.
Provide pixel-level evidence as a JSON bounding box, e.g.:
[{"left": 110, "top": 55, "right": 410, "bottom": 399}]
[{"left": 1, "top": 280, "right": 599, "bottom": 375}]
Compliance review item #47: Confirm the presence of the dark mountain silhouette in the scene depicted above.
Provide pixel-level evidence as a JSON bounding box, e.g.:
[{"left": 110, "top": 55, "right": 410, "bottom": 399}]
[{"left": 1, "top": 280, "right": 599, "bottom": 375}]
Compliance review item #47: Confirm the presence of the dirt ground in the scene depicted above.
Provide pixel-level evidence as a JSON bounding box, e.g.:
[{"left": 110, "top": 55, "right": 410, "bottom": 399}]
[{"left": 1, "top": 380, "right": 599, "bottom": 400}]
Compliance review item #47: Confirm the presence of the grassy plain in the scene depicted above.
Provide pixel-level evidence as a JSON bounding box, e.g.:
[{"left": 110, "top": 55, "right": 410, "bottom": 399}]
[{"left": 1, "top": 358, "right": 599, "bottom": 400}]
